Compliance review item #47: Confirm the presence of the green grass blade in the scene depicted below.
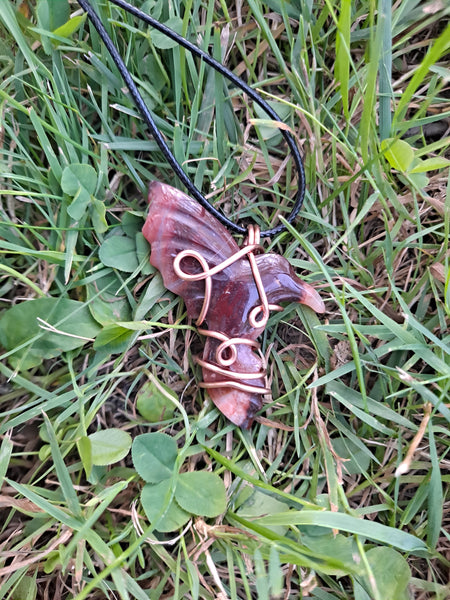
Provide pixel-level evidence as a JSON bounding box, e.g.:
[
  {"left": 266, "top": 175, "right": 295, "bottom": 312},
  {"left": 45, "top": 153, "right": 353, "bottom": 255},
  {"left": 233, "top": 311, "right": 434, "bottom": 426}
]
[
  {"left": 427, "top": 421, "right": 444, "bottom": 550},
  {"left": 359, "top": 1, "right": 383, "bottom": 161},
  {"left": 378, "top": 0, "right": 392, "bottom": 140},
  {"left": 335, "top": 0, "right": 351, "bottom": 120},
  {"left": 393, "top": 23, "right": 450, "bottom": 132},
  {"left": 42, "top": 413, "right": 82, "bottom": 518},
  {"left": 258, "top": 510, "right": 428, "bottom": 554}
]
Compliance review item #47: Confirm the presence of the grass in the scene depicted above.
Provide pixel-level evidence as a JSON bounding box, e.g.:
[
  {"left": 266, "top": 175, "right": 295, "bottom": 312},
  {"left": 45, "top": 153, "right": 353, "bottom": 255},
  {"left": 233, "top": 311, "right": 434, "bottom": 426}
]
[{"left": 0, "top": 0, "right": 449, "bottom": 598}]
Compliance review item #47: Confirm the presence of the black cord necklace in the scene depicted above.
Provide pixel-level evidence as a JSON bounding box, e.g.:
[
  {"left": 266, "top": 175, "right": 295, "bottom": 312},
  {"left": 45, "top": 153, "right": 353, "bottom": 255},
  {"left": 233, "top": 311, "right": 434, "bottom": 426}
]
[
  {"left": 77, "top": 0, "right": 307, "bottom": 238},
  {"left": 76, "top": 0, "right": 325, "bottom": 428}
]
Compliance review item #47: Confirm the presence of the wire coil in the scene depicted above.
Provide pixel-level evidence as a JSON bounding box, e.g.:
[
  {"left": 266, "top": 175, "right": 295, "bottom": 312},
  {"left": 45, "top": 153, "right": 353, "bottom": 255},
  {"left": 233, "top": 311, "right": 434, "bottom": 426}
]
[{"left": 173, "top": 226, "right": 283, "bottom": 394}]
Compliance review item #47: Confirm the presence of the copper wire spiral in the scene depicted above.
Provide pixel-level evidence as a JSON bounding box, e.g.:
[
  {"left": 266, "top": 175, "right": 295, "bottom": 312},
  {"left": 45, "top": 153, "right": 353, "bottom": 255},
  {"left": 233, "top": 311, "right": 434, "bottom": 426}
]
[{"left": 173, "top": 225, "right": 283, "bottom": 394}]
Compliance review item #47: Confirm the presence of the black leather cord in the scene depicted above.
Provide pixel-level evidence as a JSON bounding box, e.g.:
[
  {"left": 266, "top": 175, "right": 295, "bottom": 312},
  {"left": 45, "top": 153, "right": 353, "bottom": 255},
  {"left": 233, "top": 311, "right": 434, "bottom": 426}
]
[{"left": 77, "top": 0, "right": 307, "bottom": 237}]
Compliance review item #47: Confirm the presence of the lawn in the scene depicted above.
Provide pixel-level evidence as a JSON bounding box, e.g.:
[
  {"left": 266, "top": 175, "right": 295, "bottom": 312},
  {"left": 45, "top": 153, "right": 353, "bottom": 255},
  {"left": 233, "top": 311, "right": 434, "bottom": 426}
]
[{"left": 0, "top": 0, "right": 449, "bottom": 598}]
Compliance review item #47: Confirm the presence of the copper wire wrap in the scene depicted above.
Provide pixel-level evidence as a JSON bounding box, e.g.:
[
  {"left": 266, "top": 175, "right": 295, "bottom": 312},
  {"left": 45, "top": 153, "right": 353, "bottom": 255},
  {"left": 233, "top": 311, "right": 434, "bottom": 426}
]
[{"left": 173, "top": 225, "right": 283, "bottom": 394}]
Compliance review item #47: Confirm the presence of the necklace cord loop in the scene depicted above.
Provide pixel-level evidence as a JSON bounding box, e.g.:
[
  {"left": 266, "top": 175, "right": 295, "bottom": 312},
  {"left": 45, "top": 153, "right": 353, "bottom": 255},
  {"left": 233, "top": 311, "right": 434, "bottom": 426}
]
[{"left": 77, "top": 0, "right": 306, "bottom": 237}]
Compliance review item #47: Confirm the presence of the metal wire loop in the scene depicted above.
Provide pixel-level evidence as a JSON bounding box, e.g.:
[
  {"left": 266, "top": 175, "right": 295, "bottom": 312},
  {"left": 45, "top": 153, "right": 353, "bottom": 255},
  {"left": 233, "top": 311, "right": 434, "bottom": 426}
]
[{"left": 174, "top": 225, "right": 283, "bottom": 394}]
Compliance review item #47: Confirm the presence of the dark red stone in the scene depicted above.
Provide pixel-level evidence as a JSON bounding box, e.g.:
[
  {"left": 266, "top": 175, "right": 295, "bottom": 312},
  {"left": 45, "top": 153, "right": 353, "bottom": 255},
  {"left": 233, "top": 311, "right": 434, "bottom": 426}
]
[{"left": 143, "top": 181, "right": 325, "bottom": 427}]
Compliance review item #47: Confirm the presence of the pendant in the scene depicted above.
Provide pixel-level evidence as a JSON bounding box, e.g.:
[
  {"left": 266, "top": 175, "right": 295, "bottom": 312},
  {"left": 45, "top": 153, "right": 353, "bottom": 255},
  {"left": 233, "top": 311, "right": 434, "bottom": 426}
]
[{"left": 142, "top": 182, "right": 325, "bottom": 428}]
